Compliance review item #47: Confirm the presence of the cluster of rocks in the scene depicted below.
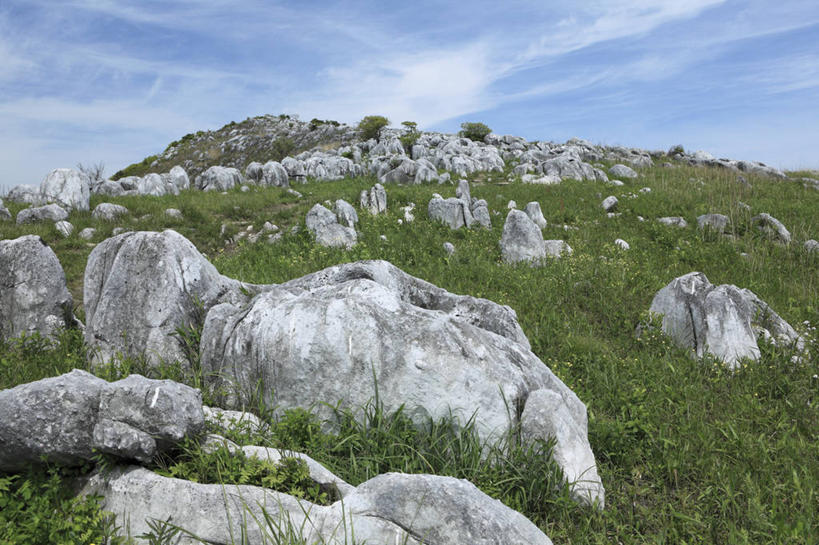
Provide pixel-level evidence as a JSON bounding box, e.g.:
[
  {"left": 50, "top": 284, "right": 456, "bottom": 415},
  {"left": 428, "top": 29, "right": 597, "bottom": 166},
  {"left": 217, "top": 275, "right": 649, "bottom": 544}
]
[
  {"left": 427, "top": 180, "right": 491, "bottom": 229},
  {"left": 95, "top": 165, "right": 190, "bottom": 197},
  {"left": 672, "top": 149, "right": 787, "bottom": 179}
]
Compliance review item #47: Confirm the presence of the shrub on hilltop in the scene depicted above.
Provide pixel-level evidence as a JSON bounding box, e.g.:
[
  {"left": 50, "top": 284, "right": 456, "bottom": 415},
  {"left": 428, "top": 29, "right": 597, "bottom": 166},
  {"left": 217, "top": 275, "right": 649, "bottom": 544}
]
[{"left": 358, "top": 115, "right": 390, "bottom": 141}]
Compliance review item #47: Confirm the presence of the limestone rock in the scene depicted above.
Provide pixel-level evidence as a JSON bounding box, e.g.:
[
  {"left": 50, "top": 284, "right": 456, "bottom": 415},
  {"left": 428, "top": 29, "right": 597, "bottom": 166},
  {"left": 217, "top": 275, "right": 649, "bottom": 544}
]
[
  {"left": 0, "top": 235, "right": 77, "bottom": 340},
  {"left": 500, "top": 210, "right": 546, "bottom": 264},
  {"left": 657, "top": 216, "right": 688, "bottom": 228},
  {"left": 601, "top": 196, "right": 618, "bottom": 212},
  {"left": 40, "top": 168, "right": 91, "bottom": 211},
  {"left": 697, "top": 214, "right": 730, "bottom": 233},
  {"left": 195, "top": 166, "right": 243, "bottom": 192},
  {"left": 428, "top": 195, "right": 474, "bottom": 229},
  {"left": 55, "top": 220, "right": 74, "bottom": 238},
  {"left": 609, "top": 164, "right": 638, "bottom": 179},
  {"left": 305, "top": 204, "right": 357, "bottom": 249},
  {"left": 524, "top": 202, "right": 547, "bottom": 229},
  {"left": 93, "top": 203, "right": 130, "bottom": 222},
  {"left": 333, "top": 199, "right": 358, "bottom": 228},
  {"left": 544, "top": 240, "right": 573, "bottom": 258},
  {"left": 360, "top": 183, "right": 387, "bottom": 215},
  {"left": 79, "top": 227, "right": 97, "bottom": 240},
  {"left": 649, "top": 272, "right": 804, "bottom": 369},
  {"left": 16, "top": 203, "right": 68, "bottom": 224},
  {"left": 751, "top": 213, "right": 791, "bottom": 244}
]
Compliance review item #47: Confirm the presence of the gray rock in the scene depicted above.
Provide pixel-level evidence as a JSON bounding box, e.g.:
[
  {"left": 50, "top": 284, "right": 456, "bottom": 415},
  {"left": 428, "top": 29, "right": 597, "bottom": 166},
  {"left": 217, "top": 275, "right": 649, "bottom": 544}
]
[
  {"left": 164, "top": 208, "right": 183, "bottom": 220},
  {"left": 94, "top": 180, "right": 126, "bottom": 197},
  {"left": 6, "top": 184, "right": 43, "bottom": 205},
  {"left": 84, "top": 230, "right": 262, "bottom": 367},
  {"left": 443, "top": 241, "right": 455, "bottom": 256},
  {"left": 0, "top": 235, "right": 77, "bottom": 340},
  {"left": 259, "top": 161, "right": 289, "bottom": 187},
  {"left": 471, "top": 201, "right": 492, "bottom": 228},
  {"left": 305, "top": 204, "right": 357, "bottom": 249},
  {"left": 333, "top": 199, "right": 358, "bottom": 228},
  {"left": 80, "top": 467, "right": 553, "bottom": 544},
  {"left": 195, "top": 166, "right": 243, "bottom": 192},
  {"left": 93, "top": 203, "right": 130, "bottom": 222},
  {"left": 281, "top": 156, "right": 306, "bottom": 181},
  {"left": 40, "top": 168, "right": 91, "bottom": 211},
  {"left": 55, "top": 220, "right": 74, "bottom": 238},
  {"left": 697, "top": 213, "right": 731, "bottom": 233},
  {"left": 544, "top": 240, "right": 573, "bottom": 258},
  {"left": 524, "top": 202, "right": 547, "bottom": 229},
  {"left": 136, "top": 173, "right": 169, "bottom": 196},
  {"left": 360, "top": 183, "right": 387, "bottom": 215},
  {"left": 805, "top": 240, "right": 819, "bottom": 253},
  {"left": 455, "top": 179, "right": 471, "bottom": 203},
  {"left": 79, "top": 227, "right": 97, "bottom": 240},
  {"left": 428, "top": 196, "right": 474, "bottom": 229},
  {"left": 609, "top": 164, "right": 638, "bottom": 179},
  {"left": 0, "top": 199, "right": 10, "bottom": 221},
  {"left": 751, "top": 213, "right": 791, "bottom": 244},
  {"left": 16, "top": 203, "right": 68, "bottom": 224},
  {"left": 203, "top": 406, "right": 267, "bottom": 435},
  {"left": 614, "top": 238, "right": 630, "bottom": 250},
  {"left": 200, "top": 260, "right": 602, "bottom": 506},
  {"left": 164, "top": 165, "right": 190, "bottom": 192},
  {"left": 601, "top": 196, "right": 618, "bottom": 212},
  {"left": 0, "top": 370, "right": 106, "bottom": 471},
  {"left": 500, "top": 210, "right": 546, "bottom": 264},
  {"left": 657, "top": 216, "right": 688, "bottom": 228},
  {"left": 648, "top": 272, "right": 803, "bottom": 369}
]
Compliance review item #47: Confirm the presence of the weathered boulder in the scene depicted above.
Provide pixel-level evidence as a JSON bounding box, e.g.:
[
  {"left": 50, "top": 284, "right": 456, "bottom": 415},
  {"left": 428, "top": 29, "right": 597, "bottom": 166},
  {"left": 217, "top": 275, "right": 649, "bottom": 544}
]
[
  {"left": 333, "top": 199, "right": 358, "bottom": 228},
  {"left": 6, "top": 184, "right": 42, "bottom": 205},
  {"left": 805, "top": 239, "right": 819, "bottom": 253},
  {"left": 136, "top": 173, "right": 170, "bottom": 196},
  {"left": 80, "top": 467, "right": 553, "bottom": 544},
  {"left": 648, "top": 272, "right": 803, "bottom": 369},
  {"left": 524, "top": 202, "right": 547, "bottom": 229},
  {"left": 0, "top": 235, "right": 77, "bottom": 340},
  {"left": 601, "top": 196, "right": 618, "bottom": 212},
  {"left": 79, "top": 227, "right": 97, "bottom": 240},
  {"left": 500, "top": 210, "right": 546, "bottom": 264},
  {"left": 544, "top": 240, "right": 573, "bottom": 258},
  {"left": 0, "top": 370, "right": 204, "bottom": 471},
  {"left": 751, "top": 213, "right": 791, "bottom": 244},
  {"left": 359, "top": 183, "right": 387, "bottom": 215},
  {"left": 657, "top": 216, "right": 688, "bottom": 228},
  {"left": 255, "top": 161, "right": 289, "bottom": 187},
  {"left": 471, "top": 199, "right": 492, "bottom": 228},
  {"left": 200, "top": 260, "right": 603, "bottom": 505},
  {"left": 16, "top": 203, "right": 68, "bottom": 224},
  {"left": 609, "top": 164, "right": 638, "bottom": 179},
  {"left": 94, "top": 180, "right": 127, "bottom": 197},
  {"left": 164, "top": 165, "right": 190, "bottom": 192},
  {"left": 697, "top": 213, "right": 730, "bottom": 233},
  {"left": 614, "top": 238, "right": 630, "bottom": 250},
  {"left": 305, "top": 204, "right": 357, "bottom": 249},
  {"left": 195, "top": 166, "right": 242, "bottom": 192},
  {"left": 92, "top": 203, "right": 129, "bottom": 222},
  {"left": 40, "top": 168, "right": 91, "bottom": 211},
  {"left": 84, "top": 230, "right": 262, "bottom": 367},
  {"left": 55, "top": 220, "right": 74, "bottom": 238},
  {"left": 428, "top": 195, "right": 474, "bottom": 229}
]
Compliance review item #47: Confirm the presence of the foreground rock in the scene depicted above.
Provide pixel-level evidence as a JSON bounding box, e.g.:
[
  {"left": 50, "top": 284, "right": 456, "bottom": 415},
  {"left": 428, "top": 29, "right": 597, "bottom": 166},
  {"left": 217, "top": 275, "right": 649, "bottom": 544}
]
[
  {"left": 0, "top": 235, "right": 78, "bottom": 340},
  {"left": 84, "top": 230, "right": 264, "bottom": 366},
  {"left": 0, "top": 370, "right": 204, "bottom": 471},
  {"left": 648, "top": 272, "right": 804, "bottom": 369},
  {"left": 80, "top": 468, "right": 552, "bottom": 545},
  {"left": 201, "top": 259, "right": 603, "bottom": 506}
]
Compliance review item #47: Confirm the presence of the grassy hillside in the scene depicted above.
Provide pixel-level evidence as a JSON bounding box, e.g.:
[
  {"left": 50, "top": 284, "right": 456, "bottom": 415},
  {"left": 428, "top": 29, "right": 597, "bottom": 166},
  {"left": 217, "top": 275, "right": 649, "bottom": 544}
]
[{"left": 1, "top": 160, "right": 817, "bottom": 544}]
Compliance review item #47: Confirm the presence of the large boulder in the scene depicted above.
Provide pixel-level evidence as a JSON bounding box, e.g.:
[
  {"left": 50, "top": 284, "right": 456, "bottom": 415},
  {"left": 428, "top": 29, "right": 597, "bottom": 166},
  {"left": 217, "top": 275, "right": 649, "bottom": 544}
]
[
  {"left": 163, "top": 165, "right": 190, "bottom": 192},
  {"left": 499, "top": 209, "right": 546, "bottom": 264},
  {"left": 40, "top": 168, "right": 91, "bottom": 211},
  {"left": 0, "top": 235, "right": 78, "bottom": 340},
  {"left": 648, "top": 272, "right": 803, "bottom": 369},
  {"left": 609, "top": 164, "right": 638, "bottom": 179},
  {"left": 195, "top": 166, "right": 242, "bottom": 192},
  {"left": 83, "top": 230, "right": 262, "bottom": 367},
  {"left": 80, "top": 467, "right": 553, "bottom": 544},
  {"left": 200, "top": 260, "right": 603, "bottom": 506},
  {"left": 0, "top": 370, "right": 204, "bottom": 471},
  {"left": 92, "top": 203, "right": 129, "bottom": 222},
  {"left": 428, "top": 194, "right": 474, "bottom": 229},
  {"left": 305, "top": 204, "right": 357, "bottom": 249},
  {"left": 16, "top": 203, "right": 68, "bottom": 224},
  {"left": 6, "top": 184, "right": 42, "bottom": 205}
]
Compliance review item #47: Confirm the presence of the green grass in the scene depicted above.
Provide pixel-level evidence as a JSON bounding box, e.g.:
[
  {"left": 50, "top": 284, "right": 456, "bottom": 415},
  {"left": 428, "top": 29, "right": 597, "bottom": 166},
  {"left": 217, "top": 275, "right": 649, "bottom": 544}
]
[{"left": 0, "top": 162, "right": 818, "bottom": 543}]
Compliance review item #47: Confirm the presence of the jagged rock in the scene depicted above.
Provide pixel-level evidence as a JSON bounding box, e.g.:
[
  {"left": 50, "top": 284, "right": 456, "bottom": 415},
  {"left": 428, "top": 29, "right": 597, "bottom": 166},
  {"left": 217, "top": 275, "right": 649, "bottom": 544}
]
[
  {"left": 751, "top": 213, "right": 791, "bottom": 244},
  {"left": 80, "top": 467, "right": 553, "bottom": 544},
  {"left": 0, "top": 235, "right": 78, "bottom": 341},
  {"left": 614, "top": 238, "right": 630, "bottom": 250},
  {"left": 94, "top": 180, "right": 126, "bottom": 197},
  {"left": 359, "top": 183, "right": 387, "bottom": 215},
  {"left": 471, "top": 199, "right": 492, "bottom": 228},
  {"left": 16, "top": 203, "right": 68, "bottom": 224},
  {"left": 254, "top": 161, "right": 289, "bottom": 187},
  {"left": 601, "top": 196, "right": 618, "bottom": 212},
  {"left": 648, "top": 272, "right": 803, "bottom": 369},
  {"left": 455, "top": 179, "right": 471, "bottom": 202},
  {"left": 443, "top": 241, "right": 455, "bottom": 256},
  {"left": 93, "top": 203, "right": 130, "bottom": 222},
  {"left": 281, "top": 157, "right": 306, "bottom": 181},
  {"left": 0, "top": 370, "right": 204, "bottom": 471},
  {"left": 84, "top": 230, "right": 263, "bottom": 367},
  {"left": 40, "top": 168, "right": 91, "bottom": 211},
  {"left": 428, "top": 195, "right": 474, "bottom": 229},
  {"left": 164, "top": 165, "right": 190, "bottom": 192},
  {"left": 500, "top": 210, "right": 546, "bottom": 264},
  {"left": 55, "top": 220, "right": 74, "bottom": 238},
  {"left": 333, "top": 199, "right": 358, "bottom": 228},
  {"left": 697, "top": 213, "right": 730, "bottom": 233},
  {"left": 6, "top": 185, "right": 42, "bottom": 205},
  {"left": 200, "top": 259, "right": 602, "bottom": 506},
  {"left": 524, "top": 202, "right": 547, "bottom": 229},
  {"left": 609, "top": 164, "right": 638, "bottom": 179},
  {"left": 305, "top": 204, "right": 357, "bottom": 249},
  {"left": 137, "top": 173, "right": 171, "bottom": 196},
  {"left": 195, "top": 166, "right": 243, "bottom": 192},
  {"left": 544, "top": 240, "right": 573, "bottom": 258},
  {"left": 79, "top": 227, "right": 97, "bottom": 240},
  {"left": 657, "top": 216, "right": 688, "bottom": 228}
]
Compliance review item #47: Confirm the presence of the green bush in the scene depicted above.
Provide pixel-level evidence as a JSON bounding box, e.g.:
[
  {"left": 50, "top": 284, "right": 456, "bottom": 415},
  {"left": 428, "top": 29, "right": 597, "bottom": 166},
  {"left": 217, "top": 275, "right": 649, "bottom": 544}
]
[
  {"left": 357, "top": 115, "right": 389, "bottom": 141},
  {"left": 399, "top": 132, "right": 420, "bottom": 154},
  {"left": 459, "top": 122, "right": 492, "bottom": 142},
  {"left": 668, "top": 144, "right": 685, "bottom": 156},
  {"left": 270, "top": 136, "right": 296, "bottom": 161}
]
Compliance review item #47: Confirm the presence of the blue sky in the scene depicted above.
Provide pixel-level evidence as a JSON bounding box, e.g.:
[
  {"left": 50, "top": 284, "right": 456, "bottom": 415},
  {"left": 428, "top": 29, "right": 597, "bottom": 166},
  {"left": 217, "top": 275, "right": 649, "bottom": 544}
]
[{"left": 1, "top": 0, "right": 818, "bottom": 192}]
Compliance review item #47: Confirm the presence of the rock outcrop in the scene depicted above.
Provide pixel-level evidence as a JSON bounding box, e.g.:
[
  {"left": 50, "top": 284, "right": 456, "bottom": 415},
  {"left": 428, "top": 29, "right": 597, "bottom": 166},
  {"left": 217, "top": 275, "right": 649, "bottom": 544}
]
[
  {"left": 40, "top": 168, "right": 91, "bottom": 211},
  {"left": 305, "top": 203, "right": 357, "bottom": 249}
]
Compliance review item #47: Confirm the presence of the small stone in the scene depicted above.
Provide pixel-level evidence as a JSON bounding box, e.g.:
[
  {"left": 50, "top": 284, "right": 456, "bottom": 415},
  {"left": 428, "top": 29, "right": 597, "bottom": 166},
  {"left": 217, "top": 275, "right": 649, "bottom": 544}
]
[
  {"left": 614, "top": 238, "right": 630, "bottom": 250},
  {"left": 164, "top": 208, "right": 183, "bottom": 220},
  {"left": 443, "top": 242, "right": 455, "bottom": 256},
  {"left": 507, "top": 200, "right": 517, "bottom": 209},
  {"left": 55, "top": 221, "right": 74, "bottom": 238},
  {"left": 601, "top": 196, "right": 618, "bottom": 212},
  {"left": 79, "top": 227, "right": 97, "bottom": 240}
]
